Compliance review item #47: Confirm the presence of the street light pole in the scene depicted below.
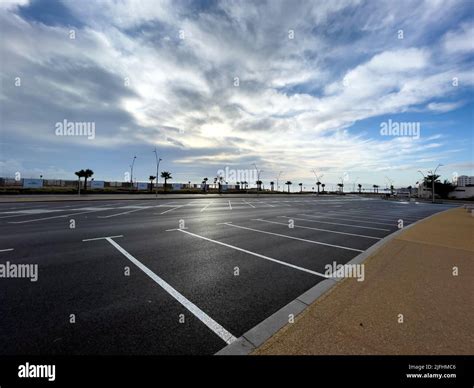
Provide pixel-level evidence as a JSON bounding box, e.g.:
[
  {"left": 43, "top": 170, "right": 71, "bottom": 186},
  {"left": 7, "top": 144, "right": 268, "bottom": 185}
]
[
  {"left": 130, "top": 156, "right": 137, "bottom": 190},
  {"left": 253, "top": 163, "right": 262, "bottom": 196},
  {"left": 276, "top": 171, "right": 283, "bottom": 193},
  {"left": 432, "top": 164, "right": 443, "bottom": 203},
  {"left": 153, "top": 149, "right": 162, "bottom": 199},
  {"left": 312, "top": 169, "right": 323, "bottom": 195},
  {"left": 353, "top": 176, "right": 360, "bottom": 193},
  {"left": 418, "top": 170, "right": 426, "bottom": 199}
]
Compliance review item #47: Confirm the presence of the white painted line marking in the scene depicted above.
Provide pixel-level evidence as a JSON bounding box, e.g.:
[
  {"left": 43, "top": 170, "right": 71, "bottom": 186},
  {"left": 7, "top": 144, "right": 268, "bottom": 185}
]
[
  {"left": 216, "top": 221, "right": 232, "bottom": 225},
  {"left": 242, "top": 200, "right": 255, "bottom": 208},
  {"left": 82, "top": 235, "right": 123, "bottom": 242},
  {"left": 165, "top": 227, "right": 188, "bottom": 232},
  {"left": 98, "top": 207, "right": 152, "bottom": 218},
  {"left": 252, "top": 219, "right": 381, "bottom": 240},
  {"left": 0, "top": 248, "right": 14, "bottom": 252},
  {"left": 177, "top": 229, "right": 330, "bottom": 278},
  {"left": 158, "top": 206, "right": 184, "bottom": 215},
  {"left": 200, "top": 202, "right": 213, "bottom": 212},
  {"left": 222, "top": 223, "right": 363, "bottom": 252},
  {"left": 296, "top": 214, "right": 393, "bottom": 229},
  {"left": 104, "top": 237, "right": 236, "bottom": 345},
  {"left": 327, "top": 210, "right": 421, "bottom": 222},
  {"left": 9, "top": 208, "right": 112, "bottom": 224},
  {"left": 228, "top": 200, "right": 232, "bottom": 210}
]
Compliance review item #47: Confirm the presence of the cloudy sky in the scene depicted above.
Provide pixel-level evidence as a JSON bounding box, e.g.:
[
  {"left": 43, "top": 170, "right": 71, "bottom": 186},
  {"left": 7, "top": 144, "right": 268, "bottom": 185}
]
[{"left": 0, "top": 0, "right": 473, "bottom": 190}]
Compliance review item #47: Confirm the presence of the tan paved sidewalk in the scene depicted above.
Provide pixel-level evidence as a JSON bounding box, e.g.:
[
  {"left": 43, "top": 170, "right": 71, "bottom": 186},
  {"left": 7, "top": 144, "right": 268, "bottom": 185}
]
[{"left": 254, "top": 207, "right": 474, "bottom": 355}]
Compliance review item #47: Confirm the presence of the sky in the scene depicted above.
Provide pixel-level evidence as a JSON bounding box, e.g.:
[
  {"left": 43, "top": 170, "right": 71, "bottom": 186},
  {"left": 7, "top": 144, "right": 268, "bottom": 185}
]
[{"left": 0, "top": 0, "right": 473, "bottom": 191}]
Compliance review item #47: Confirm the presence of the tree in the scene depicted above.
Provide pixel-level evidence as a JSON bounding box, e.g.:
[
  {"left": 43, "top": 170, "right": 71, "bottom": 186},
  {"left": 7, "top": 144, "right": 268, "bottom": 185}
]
[
  {"left": 256, "top": 180, "right": 263, "bottom": 191},
  {"left": 75, "top": 170, "right": 85, "bottom": 194},
  {"left": 83, "top": 169, "right": 93, "bottom": 193},
  {"left": 149, "top": 175, "right": 156, "bottom": 192},
  {"left": 236, "top": 181, "right": 240, "bottom": 190},
  {"left": 299, "top": 183, "right": 303, "bottom": 193},
  {"left": 321, "top": 183, "right": 326, "bottom": 193},
  {"left": 202, "top": 177, "right": 208, "bottom": 192},
  {"left": 423, "top": 174, "right": 441, "bottom": 200},
  {"left": 161, "top": 171, "right": 172, "bottom": 191},
  {"left": 316, "top": 181, "right": 321, "bottom": 194},
  {"left": 435, "top": 179, "right": 455, "bottom": 199},
  {"left": 337, "top": 183, "right": 344, "bottom": 193},
  {"left": 373, "top": 184, "right": 379, "bottom": 193},
  {"left": 390, "top": 185, "right": 394, "bottom": 195},
  {"left": 285, "top": 181, "right": 292, "bottom": 193},
  {"left": 358, "top": 183, "right": 362, "bottom": 194},
  {"left": 270, "top": 181, "right": 274, "bottom": 191}
]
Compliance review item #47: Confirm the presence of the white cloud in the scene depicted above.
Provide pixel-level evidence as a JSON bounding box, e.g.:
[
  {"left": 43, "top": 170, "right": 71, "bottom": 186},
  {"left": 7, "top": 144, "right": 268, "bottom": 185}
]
[{"left": 442, "top": 22, "right": 474, "bottom": 54}]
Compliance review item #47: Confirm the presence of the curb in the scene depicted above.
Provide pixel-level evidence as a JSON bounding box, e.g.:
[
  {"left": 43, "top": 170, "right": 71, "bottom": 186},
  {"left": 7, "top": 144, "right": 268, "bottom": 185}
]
[{"left": 215, "top": 206, "right": 459, "bottom": 356}]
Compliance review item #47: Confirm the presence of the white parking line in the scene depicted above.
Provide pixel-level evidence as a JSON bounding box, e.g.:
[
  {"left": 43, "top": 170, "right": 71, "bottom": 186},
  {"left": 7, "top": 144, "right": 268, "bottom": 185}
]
[
  {"left": 200, "top": 202, "right": 214, "bottom": 212},
  {"left": 288, "top": 216, "right": 390, "bottom": 231},
  {"left": 222, "top": 223, "right": 363, "bottom": 252},
  {"left": 0, "top": 248, "right": 14, "bottom": 252},
  {"left": 327, "top": 210, "right": 422, "bottom": 222},
  {"left": 252, "top": 219, "right": 381, "bottom": 240},
  {"left": 158, "top": 206, "right": 184, "bottom": 215},
  {"left": 9, "top": 208, "right": 113, "bottom": 224},
  {"left": 177, "top": 229, "right": 330, "bottom": 278},
  {"left": 297, "top": 214, "right": 394, "bottom": 227},
  {"left": 228, "top": 200, "right": 232, "bottom": 210},
  {"left": 242, "top": 200, "right": 255, "bottom": 208},
  {"left": 98, "top": 207, "right": 152, "bottom": 218},
  {"left": 82, "top": 235, "right": 123, "bottom": 242},
  {"left": 103, "top": 237, "right": 236, "bottom": 345}
]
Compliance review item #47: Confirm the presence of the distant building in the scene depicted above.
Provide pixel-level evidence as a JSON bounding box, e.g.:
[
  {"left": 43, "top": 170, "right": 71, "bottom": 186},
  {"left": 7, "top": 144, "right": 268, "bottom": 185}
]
[
  {"left": 449, "top": 175, "right": 474, "bottom": 199},
  {"left": 456, "top": 175, "right": 474, "bottom": 187},
  {"left": 417, "top": 182, "right": 432, "bottom": 199}
]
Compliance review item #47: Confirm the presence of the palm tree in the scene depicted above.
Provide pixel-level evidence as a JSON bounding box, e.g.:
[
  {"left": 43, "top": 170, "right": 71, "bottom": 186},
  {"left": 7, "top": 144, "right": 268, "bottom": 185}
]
[
  {"left": 83, "top": 169, "right": 94, "bottom": 193},
  {"left": 390, "top": 185, "right": 394, "bottom": 195},
  {"left": 337, "top": 183, "right": 344, "bottom": 193},
  {"left": 236, "top": 181, "right": 240, "bottom": 190},
  {"left": 75, "top": 170, "right": 85, "bottom": 194},
  {"left": 149, "top": 175, "right": 156, "bottom": 192},
  {"left": 202, "top": 177, "right": 208, "bottom": 192},
  {"left": 256, "top": 180, "right": 262, "bottom": 191},
  {"left": 373, "top": 184, "right": 379, "bottom": 193},
  {"left": 161, "top": 171, "right": 172, "bottom": 191},
  {"left": 270, "top": 181, "right": 274, "bottom": 191},
  {"left": 285, "top": 181, "right": 292, "bottom": 193},
  {"left": 321, "top": 183, "right": 325, "bottom": 193},
  {"left": 316, "top": 181, "right": 321, "bottom": 194},
  {"left": 299, "top": 183, "right": 303, "bottom": 193},
  {"left": 358, "top": 183, "right": 362, "bottom": 194}
]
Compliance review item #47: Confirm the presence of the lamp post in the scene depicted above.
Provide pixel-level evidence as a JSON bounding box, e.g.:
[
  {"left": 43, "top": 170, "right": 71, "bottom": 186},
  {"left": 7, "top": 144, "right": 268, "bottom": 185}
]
[
  {"left": 253, "top": 163, "right": 262, "bottom": 196},
  {"left": 130, "top": 156, "right": 137, "bottom": 188},
  {"left": 312, "top": 169, "right": 323, "bottom": 195},
  {"left": 417, "top": 170, "right": 426, "bottom": 199},
  {"left": 353, "top": 176, "right": 360, "bottom": 193},
  {"left": 385, "top": 176, "right": 394, "bottom": 195},
  {"left": 153, "top": 149, "right": 162, "bottom": 199},
  {"left": 276, "top": 171, "right": 283, "bottom": 193},
  {"left": 430, "top": 164, "right": 443, "bottom": 203}
]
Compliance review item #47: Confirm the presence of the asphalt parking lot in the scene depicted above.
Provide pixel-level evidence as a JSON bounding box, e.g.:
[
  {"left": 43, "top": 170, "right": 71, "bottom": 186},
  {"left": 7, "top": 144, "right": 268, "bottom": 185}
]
[{"left": 0, "top": 195, "right": 458, "bottom": 355}]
